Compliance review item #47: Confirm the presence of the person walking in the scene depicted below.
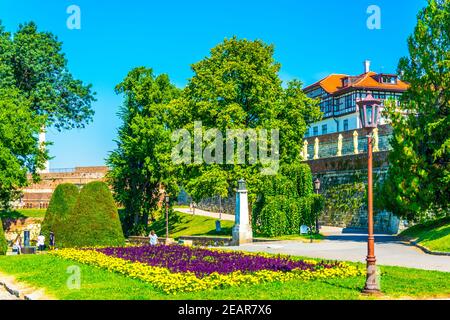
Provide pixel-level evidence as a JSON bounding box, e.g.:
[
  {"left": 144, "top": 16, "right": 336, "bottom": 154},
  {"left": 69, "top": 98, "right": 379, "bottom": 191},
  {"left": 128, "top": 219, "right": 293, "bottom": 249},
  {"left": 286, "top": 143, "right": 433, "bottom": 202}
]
[
  {"left": 149, "top": 230, "right": 158, "bottom": 246},
  {"left": 49, "top": 231, "right": 55, "bottom": 250},
  {"left": 37, "top": 233, "right": 45, "bottom": 253}
]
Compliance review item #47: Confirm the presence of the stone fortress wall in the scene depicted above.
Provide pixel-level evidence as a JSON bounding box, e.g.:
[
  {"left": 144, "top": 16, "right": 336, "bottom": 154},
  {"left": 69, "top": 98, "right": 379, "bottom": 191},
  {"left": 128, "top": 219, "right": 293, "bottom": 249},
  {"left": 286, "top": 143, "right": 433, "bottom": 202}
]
[{"left": 17, "top": 166, "right": 108, "bottom": 209}]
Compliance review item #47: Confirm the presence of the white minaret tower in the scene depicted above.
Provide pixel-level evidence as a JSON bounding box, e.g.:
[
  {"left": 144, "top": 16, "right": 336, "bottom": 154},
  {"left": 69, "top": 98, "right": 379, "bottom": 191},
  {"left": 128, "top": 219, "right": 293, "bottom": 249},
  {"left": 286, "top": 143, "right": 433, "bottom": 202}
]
[{"left": 38, "top": 126, "right": 50, "bottom": 173}]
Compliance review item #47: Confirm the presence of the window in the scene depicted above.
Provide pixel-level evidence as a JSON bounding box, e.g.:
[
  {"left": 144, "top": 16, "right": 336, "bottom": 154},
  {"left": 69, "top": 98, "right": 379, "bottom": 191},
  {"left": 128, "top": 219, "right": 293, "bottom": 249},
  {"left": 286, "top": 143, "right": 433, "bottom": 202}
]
[
  {"left": 305, "top": 128, "right": 310, "bottom": 137},
  {"left": 336, "top": 120, "right": 340, "bottom": 132},
  {"left": 322, "top": 124, "right": 327, "bottom": 135},
  {"left": 313, "top": 126, "right": 318, "bottom": 136},
  {"left": 343, "top": 119, "right": 349, "bottom": 131}
]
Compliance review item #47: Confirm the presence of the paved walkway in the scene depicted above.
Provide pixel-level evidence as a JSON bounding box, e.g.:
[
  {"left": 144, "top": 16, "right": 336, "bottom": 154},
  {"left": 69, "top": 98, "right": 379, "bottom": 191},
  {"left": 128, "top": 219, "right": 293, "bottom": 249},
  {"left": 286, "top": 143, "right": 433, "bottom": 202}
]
[
  {"left": 175, "top": 207, "right": 235, "bottom": 221},
  {"left": 0, "top": 286, "right": 18, "bottom": 300},
  {"left": 226, "top": 232, "right": 450, "bottom": 272}
]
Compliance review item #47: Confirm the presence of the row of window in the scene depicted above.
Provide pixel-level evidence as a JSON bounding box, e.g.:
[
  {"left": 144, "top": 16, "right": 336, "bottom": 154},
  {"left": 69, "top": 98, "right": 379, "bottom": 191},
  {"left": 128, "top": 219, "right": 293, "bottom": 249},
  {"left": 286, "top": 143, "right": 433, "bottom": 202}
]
[
  {"left": 305, "top": 119, "right": 349, "bottom": 137},
  {"left": 315, "top": 90, "right": 402, "bottom": 118}
]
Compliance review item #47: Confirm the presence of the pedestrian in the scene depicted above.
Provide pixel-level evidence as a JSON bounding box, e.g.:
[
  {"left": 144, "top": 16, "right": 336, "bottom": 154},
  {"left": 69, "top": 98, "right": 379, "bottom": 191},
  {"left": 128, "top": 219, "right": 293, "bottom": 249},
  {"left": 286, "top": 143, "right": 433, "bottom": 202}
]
[
  {"left": 149, "top": 230, "right": 158, "bottom": 246},
  {"left": 37, "top": 233, "right": 45, "bottom": 253},
  {"left": 13, "top": 236, "right": 22, "bottom": 255},
  {"left": 49, "top": 231, "right": 55, "bottom": 250}
]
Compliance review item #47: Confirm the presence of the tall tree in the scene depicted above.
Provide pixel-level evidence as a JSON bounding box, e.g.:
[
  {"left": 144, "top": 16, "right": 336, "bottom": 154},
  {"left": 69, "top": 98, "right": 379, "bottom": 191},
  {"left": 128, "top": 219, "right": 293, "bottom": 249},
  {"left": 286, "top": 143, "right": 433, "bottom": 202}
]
[
  {"left": 382, "top": 0, "right": 449, "bottom": 221},
  {"left": 107, "top": 68, "right": 181, "bottom": 235},
  {"left": 178, "top": 37, "right": 321, "bottom": 203},
  {"left": 0, "top": 88, "right": 48, "bottom": 208},
  {"left": 0, "top": 22, "right": 95, "bottom": 208}
]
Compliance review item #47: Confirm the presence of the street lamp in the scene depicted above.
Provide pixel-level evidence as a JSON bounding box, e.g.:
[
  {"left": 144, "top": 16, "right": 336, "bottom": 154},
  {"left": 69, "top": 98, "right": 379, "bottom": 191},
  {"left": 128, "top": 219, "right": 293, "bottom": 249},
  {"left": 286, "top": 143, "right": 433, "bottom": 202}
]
[
  {"left": 314, "top": 178, "right": 321, "bottom": 234},
  {"left": 356, "top": 93, "right": 382, "bottom": 294},
  {"left": 165, "top": 195, "right": 170, "bottom": 241}
]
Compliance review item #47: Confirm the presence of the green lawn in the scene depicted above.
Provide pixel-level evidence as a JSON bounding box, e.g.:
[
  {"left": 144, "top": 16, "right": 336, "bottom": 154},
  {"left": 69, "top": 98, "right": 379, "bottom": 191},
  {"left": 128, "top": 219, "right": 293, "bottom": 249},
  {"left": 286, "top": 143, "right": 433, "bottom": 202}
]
[
  {"left": 0, "top": 209, "right": 46, "bottom": 219},
  {"left": 149, "top": 211, "right": 235, "bottom": 239},
  {"left": 150, "top": 211, "right": 324, "bottom": 241},
  {"left": 400, "top": 217, "right": 450, "bottom": 252},
  {"left": 0, "top": 254, "right": 448, "bottom": 300}
]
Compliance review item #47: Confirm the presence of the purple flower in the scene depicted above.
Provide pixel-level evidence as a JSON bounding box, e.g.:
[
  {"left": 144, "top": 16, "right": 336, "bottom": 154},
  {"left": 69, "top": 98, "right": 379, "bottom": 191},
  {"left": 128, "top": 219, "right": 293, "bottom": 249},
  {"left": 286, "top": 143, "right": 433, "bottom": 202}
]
[{"left": 96, "top": 245, "right": 336, "bottom": 277}]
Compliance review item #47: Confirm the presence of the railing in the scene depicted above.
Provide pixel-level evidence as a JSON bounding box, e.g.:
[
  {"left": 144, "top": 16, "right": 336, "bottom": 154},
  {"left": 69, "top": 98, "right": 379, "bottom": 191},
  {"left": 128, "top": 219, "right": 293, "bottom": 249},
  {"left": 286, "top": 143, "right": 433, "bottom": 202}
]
[{"left": 301, "top": 129, "right": 391, "bottom": 160}]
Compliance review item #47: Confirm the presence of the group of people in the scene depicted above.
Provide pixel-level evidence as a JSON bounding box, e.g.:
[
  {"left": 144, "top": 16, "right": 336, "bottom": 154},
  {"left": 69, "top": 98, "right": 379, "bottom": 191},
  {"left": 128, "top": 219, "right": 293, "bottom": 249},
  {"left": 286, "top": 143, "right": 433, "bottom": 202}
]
[
  {"left": 12, "top": 231, "right": 55, "bottom": 254},
  {"left": 11, "top": 229, "right": 158, "bottom": 254}
]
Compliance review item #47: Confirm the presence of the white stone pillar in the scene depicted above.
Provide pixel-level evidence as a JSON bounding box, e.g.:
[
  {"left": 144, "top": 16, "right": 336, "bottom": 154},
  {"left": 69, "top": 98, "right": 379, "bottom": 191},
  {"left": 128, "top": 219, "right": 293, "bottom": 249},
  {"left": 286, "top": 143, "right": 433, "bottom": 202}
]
[{"left": 232, "top": 179, "right": 253, "bottom": 245}]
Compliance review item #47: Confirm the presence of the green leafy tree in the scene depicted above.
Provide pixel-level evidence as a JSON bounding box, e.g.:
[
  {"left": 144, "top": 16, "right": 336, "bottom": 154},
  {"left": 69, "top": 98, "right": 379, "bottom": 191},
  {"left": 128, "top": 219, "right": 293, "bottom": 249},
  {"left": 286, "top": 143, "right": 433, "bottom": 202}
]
[
  {"left": 40, "top": 183, "right": 79, "bottom": 246},
  {"left": 383, "top": 0, "right": 449, "bottom": 221},
  {"left": 59, "top": 181, "right": 125, "bottom": 248},
  {"left": 0, "top": 88, "right": 48, "bottom": 208},
  {"left": 0, "top": 21, "right": 95, "bottom": 208},
  {"left": 107, "top": 68, "right": 181, "bottom": 235},
  {"left": 0, "top": 22, "right": 95, "bottom": 130},
  {"left": 179, "top": 37, "right": 321, "bottom": 204}
]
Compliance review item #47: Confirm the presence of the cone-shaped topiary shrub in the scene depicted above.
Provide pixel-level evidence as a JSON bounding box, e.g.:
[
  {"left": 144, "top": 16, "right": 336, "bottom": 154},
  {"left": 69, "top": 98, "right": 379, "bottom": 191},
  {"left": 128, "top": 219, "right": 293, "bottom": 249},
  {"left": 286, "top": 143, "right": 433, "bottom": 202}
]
[
  {"left": 0, "top": 220, "right": 7, "bottom": 255},
  {"left": 41, "top": 183, "right": 79, "bottom": 246},
  {"left": 59, "top": 181, "right": 125, "bottom": 248}
]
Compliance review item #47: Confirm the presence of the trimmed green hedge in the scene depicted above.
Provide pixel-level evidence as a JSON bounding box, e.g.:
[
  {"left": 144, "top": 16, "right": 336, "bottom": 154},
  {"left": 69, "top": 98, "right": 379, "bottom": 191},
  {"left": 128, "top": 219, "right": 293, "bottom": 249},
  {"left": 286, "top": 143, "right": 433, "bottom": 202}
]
[
  {"left": 0, "top": 220, "right": 7, "bottom": 255},
  {"left": 59, "top": 181, "right": 125, "bottom": 248},
  {"left": 41, "top": 183, "right": 79, "bottom": 246}
]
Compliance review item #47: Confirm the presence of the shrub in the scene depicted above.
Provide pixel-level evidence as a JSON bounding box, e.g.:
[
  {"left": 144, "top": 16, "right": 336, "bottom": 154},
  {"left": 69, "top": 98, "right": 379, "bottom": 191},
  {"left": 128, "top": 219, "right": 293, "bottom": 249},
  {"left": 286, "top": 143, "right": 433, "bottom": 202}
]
[
  {"left": 257, "top": 196, "right": 288, "bottom": 237},
  {"left": 59, "top": 181, "right": 125, "bottom": 248},
  {"left": 0, "top": 220, "right": 7, "bottom": 255},
  {"left": 253, "top": 162, "right": 322, "bottom": 237},
  {"left": 41, "top": 183, "right": 79, "bottom": 246}
]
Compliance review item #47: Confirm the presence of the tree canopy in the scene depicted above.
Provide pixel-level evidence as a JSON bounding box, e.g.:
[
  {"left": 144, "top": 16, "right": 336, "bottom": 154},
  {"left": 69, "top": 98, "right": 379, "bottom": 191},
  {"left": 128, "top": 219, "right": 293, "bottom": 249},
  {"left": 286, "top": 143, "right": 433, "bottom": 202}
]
[
  {"left": 108, "top": 37, "right": 322, "bottom": 234},
  {"left": 178, "top": 37, "right": 321, "bottom": 203},
  {"left": 107, "top": 67, "right": 181, "bottom": 235},
  {"left": 382, "top": 0, "right": 449, "bottom": 221},
  {"left": 0, "top": 21, "right": 95, "bottom": 209}
]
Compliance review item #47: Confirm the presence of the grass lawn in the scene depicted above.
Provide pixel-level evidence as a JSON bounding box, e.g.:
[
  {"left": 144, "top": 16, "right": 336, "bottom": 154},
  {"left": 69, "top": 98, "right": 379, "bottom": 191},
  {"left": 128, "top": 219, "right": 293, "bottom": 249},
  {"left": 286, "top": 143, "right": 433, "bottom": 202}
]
[
  {"left": 400, "top": 217, "right": 450, "bottom": 252},
  {"left": 149, "top": 211, "right": 235, "bottom": 239},
  {"left": 0, "top": 254, "right": 448, "bottom": 300},
  {"left": 149, "top": 211, "right": 324, "bottom": 241},
  {"left": 0, "top": 209, "right": 46, "bottom": 219}
]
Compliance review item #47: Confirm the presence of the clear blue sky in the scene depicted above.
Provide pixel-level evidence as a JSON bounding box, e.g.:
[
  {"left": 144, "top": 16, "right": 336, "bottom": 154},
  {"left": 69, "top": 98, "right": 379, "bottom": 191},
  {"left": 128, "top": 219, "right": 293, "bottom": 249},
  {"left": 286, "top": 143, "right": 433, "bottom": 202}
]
[{"left": 0, "top": 0, "right": 425, "bottom": 168}]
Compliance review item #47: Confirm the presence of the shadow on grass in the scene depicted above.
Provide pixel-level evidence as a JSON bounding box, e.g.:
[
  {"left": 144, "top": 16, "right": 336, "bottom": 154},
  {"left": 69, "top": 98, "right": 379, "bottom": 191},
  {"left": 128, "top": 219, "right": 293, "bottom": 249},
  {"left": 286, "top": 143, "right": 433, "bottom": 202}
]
[{"left": 0, "top": 210, "right": 27, "bottom": 219}]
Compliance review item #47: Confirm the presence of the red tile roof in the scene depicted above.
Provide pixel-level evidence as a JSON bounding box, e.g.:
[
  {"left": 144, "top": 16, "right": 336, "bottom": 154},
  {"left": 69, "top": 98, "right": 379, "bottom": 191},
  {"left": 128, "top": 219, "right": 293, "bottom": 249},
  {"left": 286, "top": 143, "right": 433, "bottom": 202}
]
[{"left": 304, "top": 72, "right": 409, "bottom": 95}]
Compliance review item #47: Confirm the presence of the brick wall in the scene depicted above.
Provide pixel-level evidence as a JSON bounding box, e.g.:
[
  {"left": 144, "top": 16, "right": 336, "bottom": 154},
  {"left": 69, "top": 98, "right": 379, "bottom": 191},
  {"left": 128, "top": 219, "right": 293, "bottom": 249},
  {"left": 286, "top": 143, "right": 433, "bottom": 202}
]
[{"left": 18, "top": 166, "right": 109, "bottom": 209}]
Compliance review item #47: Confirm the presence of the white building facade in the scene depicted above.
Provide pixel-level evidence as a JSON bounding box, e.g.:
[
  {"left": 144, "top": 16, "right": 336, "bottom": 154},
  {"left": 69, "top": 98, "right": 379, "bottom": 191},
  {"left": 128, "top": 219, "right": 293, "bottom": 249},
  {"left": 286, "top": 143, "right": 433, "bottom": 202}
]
[{"left": 303, "top": 61, "right": 409, "bottom": 137}]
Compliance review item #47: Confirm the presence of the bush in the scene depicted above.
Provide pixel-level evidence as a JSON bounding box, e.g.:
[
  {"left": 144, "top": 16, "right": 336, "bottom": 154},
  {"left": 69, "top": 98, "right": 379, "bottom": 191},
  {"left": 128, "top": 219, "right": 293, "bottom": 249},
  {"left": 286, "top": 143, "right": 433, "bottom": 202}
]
[
  {"left": 0, "top": 220, "right": 7, "bottom": 255},
  {"left": 41, "top": 183, "right": 79, "bottom": 246},
  {"left": 257, "top": 196, "right": 288, "bottom": 237},
  {"left": 59, "top": 181, "right": 125, "bottom": 248},
  {"left": 253, "top": 162, "right": 324, "bottom": 237}
]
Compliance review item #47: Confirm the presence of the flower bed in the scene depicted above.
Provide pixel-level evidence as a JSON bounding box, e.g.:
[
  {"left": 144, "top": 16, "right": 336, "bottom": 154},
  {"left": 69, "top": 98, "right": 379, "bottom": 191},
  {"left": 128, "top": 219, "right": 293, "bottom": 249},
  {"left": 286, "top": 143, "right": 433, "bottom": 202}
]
[
  {"left": 96, "top": 245, "right": 337, "bottom": 276},
  {"left": 50, "top": 245, "right": 365, "bottom": 294}
]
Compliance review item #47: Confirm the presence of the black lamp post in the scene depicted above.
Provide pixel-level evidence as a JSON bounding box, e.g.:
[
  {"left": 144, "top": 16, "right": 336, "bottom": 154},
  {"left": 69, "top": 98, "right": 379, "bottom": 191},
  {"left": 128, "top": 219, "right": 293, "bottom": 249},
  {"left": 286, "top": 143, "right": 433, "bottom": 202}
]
[
  {"left": 314, "top": 178, "right": 321, "bottom": 234},
  {"left": 165, "top": 195, "right": 170, "bottom": 240},
  {"left": 356, "top": 93, "right": 382, "bottom": 294}
]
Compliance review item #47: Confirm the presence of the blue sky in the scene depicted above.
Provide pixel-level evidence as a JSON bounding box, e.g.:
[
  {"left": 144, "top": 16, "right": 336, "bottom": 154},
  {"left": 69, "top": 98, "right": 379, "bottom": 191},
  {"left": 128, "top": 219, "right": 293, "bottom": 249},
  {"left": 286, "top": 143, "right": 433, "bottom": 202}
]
[{"left": 0, "top": 0, "right": 425, "bottom": 168}]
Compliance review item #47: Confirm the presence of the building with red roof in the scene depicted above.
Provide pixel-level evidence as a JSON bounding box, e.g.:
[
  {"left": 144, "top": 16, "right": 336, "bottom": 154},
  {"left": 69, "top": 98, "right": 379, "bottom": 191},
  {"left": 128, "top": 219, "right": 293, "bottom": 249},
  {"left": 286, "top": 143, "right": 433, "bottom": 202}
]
[{"left": 303, "top": 60, "right": 409, "bottom": 137}]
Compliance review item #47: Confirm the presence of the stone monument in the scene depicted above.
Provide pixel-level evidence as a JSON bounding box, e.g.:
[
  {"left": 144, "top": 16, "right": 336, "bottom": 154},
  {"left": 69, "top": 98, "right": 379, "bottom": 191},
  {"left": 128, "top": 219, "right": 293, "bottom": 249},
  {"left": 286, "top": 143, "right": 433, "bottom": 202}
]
[{"left": 232, "top": 179, "right": 253, "bottom": 245}]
